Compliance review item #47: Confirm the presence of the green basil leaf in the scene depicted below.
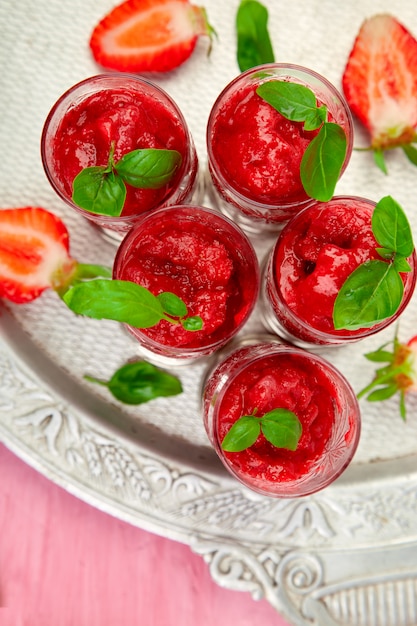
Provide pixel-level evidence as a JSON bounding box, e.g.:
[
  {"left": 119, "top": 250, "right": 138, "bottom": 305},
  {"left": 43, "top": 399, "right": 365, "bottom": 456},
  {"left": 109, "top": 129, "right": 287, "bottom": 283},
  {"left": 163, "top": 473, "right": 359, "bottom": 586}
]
[
  {"left": 236, "top": 0, "right": 275, "bottom": 72},
  {"left": 157, "top": 292, "right": 188, "bottom": 318},
  {"left": 376, "top": 247, "right": 394, "bottom": 260},
  {"left": 300, "top": 122, "right": 347, "bottom": 202},
  {"left": 364, "top": 349, "right": 394, "bottom": 363},
  {"left": 366, "top": 384, "right": 398, "bottom": 402},
  {"left": 373, "top": 148, "right": 388, "bottom": 174},
  {"left": 181, "top": 316, "right": 204, "bottom": 331},
  {"left": 372, "top": 195, "right": 414, "bottom": 258},
  {"left": 333, "top": 260, "right": 404, "bottom": 330},
  {"left": 63, "top": 279, "right": 165, "bottom": 328},
  {"left": 260, "top": 408, "right": 302, "bottom": 451},
  {"left": 402, "top": 143, "right": 417, "bottom": 166},
  {"left": 394, "top": 256, "right": 412, "bottom": 273},
  {"left": 256, "top": 80, "right": 326, "bottom": 130},
  {"left": 115, "top": 149, "right": 182, "bottom": 189},
  {"left": 72, "top": 167, "right": 126, "bottom": 216},
  {"left": 221, "top": 415, "right": 261, "bottom": 452},
  {"left": 106, "top": 361, "right": 182, "bottom": 404}
]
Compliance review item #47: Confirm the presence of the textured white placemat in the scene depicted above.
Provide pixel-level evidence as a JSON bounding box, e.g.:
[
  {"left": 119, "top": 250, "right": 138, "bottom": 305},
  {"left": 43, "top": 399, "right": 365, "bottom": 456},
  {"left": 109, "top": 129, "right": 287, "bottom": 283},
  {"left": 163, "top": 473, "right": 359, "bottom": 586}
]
[{"left": 1, "top": 0, "right": 416, "bottom": 464}]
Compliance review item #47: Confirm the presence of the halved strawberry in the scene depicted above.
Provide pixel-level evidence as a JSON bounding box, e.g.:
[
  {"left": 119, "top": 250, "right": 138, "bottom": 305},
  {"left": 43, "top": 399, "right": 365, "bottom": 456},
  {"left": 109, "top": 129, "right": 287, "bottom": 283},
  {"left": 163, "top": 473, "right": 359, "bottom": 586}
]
[
  {"left": 342, "top": 14, "right": 417, "bottom": 162},
  {"left": 89, "top": 0, "right": 215, "bottom": 73},
  {"left": 358, "top": 330, "right": 417, "bottom": 420},
  {"left": 0, "top": 207, "right": 77, "bottom": 303}
]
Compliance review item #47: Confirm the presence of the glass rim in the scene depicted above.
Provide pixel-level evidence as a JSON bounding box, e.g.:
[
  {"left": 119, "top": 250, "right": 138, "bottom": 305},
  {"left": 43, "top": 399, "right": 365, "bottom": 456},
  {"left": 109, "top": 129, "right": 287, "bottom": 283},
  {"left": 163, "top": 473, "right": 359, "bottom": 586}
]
[
  {"left": 112, "top": 204, "right": 261, "bottom": 357},
  {"left": 205, "top": 341, "right": 361, "bottom": 497},
  {"left": 40, "top": 73, "right": 196, "bottom": 225},
  {"left": 206, "top": 63, "right": 354, "bottom": 210}
]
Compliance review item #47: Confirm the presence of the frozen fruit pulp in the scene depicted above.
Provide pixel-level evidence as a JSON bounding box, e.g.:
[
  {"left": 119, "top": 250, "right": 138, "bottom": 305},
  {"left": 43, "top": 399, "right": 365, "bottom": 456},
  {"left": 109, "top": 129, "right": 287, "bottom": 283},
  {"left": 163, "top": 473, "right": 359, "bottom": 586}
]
[
  {"left": 52, "top": 88, "right": 188, "bottom": 216},
  {"left": 210, "top": 81, "right": 327, "bottom": 205},
  {"left": 273, "top": 200, "right": 411, "bottom": 337},
  {"left": 217, "top": 352, "right": 337, "bottom": 483},
  {"left": 116, "top": 212, "right": 257, "bottom": 348}
]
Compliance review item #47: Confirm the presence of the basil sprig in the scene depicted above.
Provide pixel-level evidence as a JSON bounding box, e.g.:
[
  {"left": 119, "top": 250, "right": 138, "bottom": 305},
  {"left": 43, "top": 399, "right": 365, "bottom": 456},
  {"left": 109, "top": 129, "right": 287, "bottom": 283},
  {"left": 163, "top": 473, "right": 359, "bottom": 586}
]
[
  {"left": 62, "top": 279, "right": 203, "bottom": 331},
  {"left": 256, "top": 80, "right": 347, "bottom": 202},
  {"left": 221, "top": 408, "right": 302, "bottom": 452},
  {"left": 333, "top": 196, "right": 415, "bottom": 331},
  {"left": 85, "top": 360, "right": 182, "bottom": 405},
  {"left": 72, "top": 142, "right": 182, "bottom": 217},
  {"left": 236, "top": 0, "right": 275, "bottom": 72}
]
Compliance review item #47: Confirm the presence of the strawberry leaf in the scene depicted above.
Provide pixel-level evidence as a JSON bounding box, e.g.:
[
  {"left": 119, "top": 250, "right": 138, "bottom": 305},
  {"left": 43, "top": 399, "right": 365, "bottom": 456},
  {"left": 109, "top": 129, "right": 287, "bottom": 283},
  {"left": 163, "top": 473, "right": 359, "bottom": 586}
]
[
  {"left": 72, "top": 263, "right": 113, "bottom": 281},
  {"left": 236, "top": 0, "right": 275, "bottom": 72},
  {"left": 300, "top": 122, "right": 347, "bottom": 202},
  {"left": 373, "top": 148, "right": 388, "bottom": 174},
  {"left": 372, "top": 196, "right": 414, "bottom": 258},
  {"left": 367, "top": 384, "right": 398, "bottom": 402},
  {"left": 364, "top": 348, "right": 394, "bottom": 363},
  {"left": 333, "top": 260, "right": 404, "bottom": 330},
  {"left": 358, "top": 329, "right": 416, "bottom": 420},
  {"left": 402, "top": 143, "right": 417, "bottom": 166}
]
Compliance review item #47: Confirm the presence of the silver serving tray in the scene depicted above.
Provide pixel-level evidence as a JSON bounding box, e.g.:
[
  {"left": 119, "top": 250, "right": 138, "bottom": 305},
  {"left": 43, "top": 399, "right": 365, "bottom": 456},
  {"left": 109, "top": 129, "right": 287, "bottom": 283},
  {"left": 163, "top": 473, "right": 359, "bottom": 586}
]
[{"left": 2, "top": 1, "right": 417, "bottom": 624}]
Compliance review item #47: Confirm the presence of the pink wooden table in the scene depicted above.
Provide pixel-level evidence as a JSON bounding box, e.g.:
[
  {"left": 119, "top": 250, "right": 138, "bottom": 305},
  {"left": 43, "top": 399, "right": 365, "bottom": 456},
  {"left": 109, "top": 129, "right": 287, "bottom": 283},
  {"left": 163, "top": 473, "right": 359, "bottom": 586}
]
[{"left": 0, "top": 444, "right": 291, "bottom": 626}]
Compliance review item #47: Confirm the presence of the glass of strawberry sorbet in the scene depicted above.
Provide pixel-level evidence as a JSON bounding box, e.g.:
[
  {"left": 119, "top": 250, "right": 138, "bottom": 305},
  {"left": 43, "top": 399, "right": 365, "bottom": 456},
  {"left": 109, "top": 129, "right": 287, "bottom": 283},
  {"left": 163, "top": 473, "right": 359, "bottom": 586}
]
[
  {"left": 202, "top": 341, "right": 361, "bottom": 498},
  {"left": 113, "top": 205, "right": 260, "bottom": 363},
  {"left": 206, "top": 63, "right": 353, "bottom": 234},
  {"left": 41, "top": 74, "right": 200, "bottom": 236},
  {"left": 260, "top": 196, "right": 417, "bottom": 347}
]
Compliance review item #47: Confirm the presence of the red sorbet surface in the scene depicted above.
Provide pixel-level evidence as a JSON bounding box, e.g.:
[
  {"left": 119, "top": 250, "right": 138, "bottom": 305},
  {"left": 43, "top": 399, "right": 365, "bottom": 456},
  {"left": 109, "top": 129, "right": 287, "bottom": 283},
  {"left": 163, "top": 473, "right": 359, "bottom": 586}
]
[
  {"left": 117, "top": 217, "right": 255, "bottom": 348},
  {"left": 275, "top": 202, "right": 381, "bottom": 335},
  {"left": 217, "top": 353, "right": 336, "bottom": 483},
  {"left": 210, "top": 81, "right": 321, "bottom": 205},
  {"left": 52, "top": 88, "right": 188, "bottom": 216}
]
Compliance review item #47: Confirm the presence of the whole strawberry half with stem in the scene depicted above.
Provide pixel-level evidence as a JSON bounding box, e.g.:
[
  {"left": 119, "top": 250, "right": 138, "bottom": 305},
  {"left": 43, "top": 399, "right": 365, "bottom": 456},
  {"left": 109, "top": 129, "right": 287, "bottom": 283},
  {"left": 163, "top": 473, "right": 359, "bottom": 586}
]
[
  {"left": 0, "top": 207, "right": 110, "bottom": 304},
  {"left": 89, "top": 0, "right": 215, "bottom": 73},
  {"left": 358, "top": 330, "right": 417, "bottom": 420},
  {"left": 342, "top": 14, "right": 417, "bottom": 173}
]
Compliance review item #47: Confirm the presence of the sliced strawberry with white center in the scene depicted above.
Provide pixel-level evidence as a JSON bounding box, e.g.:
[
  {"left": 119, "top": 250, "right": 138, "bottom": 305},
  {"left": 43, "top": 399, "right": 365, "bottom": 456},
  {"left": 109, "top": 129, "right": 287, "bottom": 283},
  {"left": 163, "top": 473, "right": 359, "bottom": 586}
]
[
  {"left": 89, "top": 0, "right": 214, "bottom": 73},
  {"left": 342, "top": 14, "right": 417, "bottom": 149},
  {"left": 0, "top": 207, "right": 76, "bottom": 303}
]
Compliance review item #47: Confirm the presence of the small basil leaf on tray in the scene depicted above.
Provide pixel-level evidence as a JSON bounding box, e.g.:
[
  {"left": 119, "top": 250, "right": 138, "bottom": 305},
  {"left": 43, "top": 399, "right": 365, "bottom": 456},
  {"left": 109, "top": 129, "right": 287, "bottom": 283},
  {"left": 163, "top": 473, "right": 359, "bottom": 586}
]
[{"left": 85, "top": 360, "right": 183, "bottom": 405}]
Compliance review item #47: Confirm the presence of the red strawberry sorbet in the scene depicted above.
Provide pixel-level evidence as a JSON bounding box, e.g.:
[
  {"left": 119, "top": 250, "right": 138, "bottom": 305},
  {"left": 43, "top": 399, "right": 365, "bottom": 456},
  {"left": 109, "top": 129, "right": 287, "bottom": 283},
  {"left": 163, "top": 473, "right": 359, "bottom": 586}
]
[
  {"left": 263, "top": 197, "right": 417, "bottom": 345},
  {"left": 41, "top": 75, "right": 198, "bottom": 233},
  {"left": 52, "top": 88, "right": 188, "bottom": 216},
  {"left": 113, "top": 206, "right": 259, "bottom": 359},
  {"left": 207, "top": 64, "right": 353, "bottom": 227},
  {"left": 203, "top": 343, "right": 360, "bottom": 497}
]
